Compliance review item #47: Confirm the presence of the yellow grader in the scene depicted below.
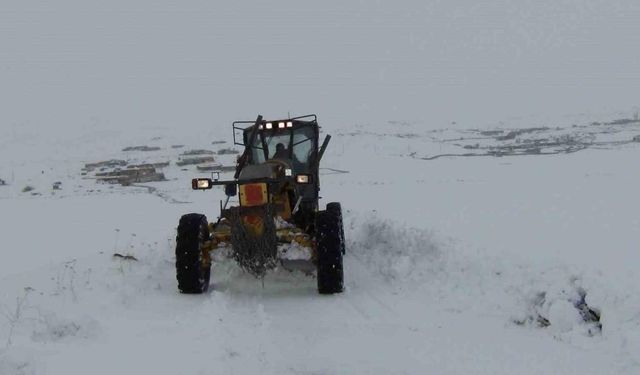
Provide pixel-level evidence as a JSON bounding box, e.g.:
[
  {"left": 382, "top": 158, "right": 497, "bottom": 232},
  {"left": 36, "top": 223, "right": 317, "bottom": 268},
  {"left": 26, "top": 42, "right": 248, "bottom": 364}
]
[{"left": 175, "top": 115, "right": 344, "bottom": 294}]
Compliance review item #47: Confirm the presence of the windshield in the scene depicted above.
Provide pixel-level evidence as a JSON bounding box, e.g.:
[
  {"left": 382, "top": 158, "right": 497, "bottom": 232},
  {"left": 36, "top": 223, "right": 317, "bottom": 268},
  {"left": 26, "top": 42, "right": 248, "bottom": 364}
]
[{"left": 246, "top": 126, "right": 316, "bottom": 172}]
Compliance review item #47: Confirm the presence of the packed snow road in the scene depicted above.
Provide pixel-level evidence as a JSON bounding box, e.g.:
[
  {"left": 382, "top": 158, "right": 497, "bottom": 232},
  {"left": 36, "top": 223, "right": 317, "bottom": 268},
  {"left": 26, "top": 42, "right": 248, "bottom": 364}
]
[{"left": 1, "top": 119, "right": 640, "bottom": 374}]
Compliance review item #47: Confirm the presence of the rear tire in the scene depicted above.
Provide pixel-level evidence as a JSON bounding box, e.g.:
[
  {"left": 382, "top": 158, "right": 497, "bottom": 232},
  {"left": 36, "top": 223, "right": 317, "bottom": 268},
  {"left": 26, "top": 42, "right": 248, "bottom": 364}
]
[
  {"left": 316, "top": 209, "right": 344, "bottom": 294},
  {"left": 176, "top": 213, "right": 211, "bottom": 294}
]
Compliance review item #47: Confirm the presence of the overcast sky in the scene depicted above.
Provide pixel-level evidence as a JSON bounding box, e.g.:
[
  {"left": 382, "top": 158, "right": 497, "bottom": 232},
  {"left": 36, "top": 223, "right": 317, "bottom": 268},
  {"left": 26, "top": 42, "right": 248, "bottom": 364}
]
[{"left": 2, "top": 0, "right": 640, "bottom": 133}]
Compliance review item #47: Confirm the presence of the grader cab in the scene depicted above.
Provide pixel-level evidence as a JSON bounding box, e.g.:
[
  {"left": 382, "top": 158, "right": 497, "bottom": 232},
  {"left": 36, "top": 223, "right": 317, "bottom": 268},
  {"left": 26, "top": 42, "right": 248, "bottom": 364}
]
[{"left": 175, "top": 115, "right": 344, "bottom": 294}]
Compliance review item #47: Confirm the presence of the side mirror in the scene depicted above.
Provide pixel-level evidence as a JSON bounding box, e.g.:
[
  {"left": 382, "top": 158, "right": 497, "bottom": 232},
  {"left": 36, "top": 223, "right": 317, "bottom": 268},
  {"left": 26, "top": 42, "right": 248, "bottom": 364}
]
[{"left": 224, "top": 183, "right": 237, "bottom": 197}]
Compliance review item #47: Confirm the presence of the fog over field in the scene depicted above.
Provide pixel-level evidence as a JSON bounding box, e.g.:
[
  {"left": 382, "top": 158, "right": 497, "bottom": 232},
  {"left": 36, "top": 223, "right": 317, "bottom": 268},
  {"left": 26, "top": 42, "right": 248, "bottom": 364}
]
[{"left": 2, "top": 0, "right": 640, "bottom": 133}]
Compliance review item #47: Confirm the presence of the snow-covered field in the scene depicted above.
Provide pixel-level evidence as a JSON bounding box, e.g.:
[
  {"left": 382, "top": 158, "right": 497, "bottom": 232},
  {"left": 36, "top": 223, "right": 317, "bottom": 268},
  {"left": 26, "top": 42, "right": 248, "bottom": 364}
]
[
  {"left": 3, "top": 1, "right": 640, "bottom": 373},
  {"left": 1, "top": 114, "right": 640, "bottom": 374}
]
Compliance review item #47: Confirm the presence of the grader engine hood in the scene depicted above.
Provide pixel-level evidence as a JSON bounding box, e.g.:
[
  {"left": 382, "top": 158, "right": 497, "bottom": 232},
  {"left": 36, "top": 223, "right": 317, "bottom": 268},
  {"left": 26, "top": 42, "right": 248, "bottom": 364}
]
[
  {"left": 238, "top": 164, "right": 275, "bottom": 207},
  {"left": 239, "top": 183, "right": 268, "bottom": 207},
  {"left": 237, "top": 161, "right": 290, "bottom": 207},
  {"left": 238, "top": 163, "right": 279, "bottom": 181}
]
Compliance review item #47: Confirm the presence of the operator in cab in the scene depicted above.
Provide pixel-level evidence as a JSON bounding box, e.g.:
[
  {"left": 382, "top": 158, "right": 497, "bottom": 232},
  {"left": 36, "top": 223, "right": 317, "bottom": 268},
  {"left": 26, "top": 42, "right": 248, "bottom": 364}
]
[{"left": 273, "top": 143, "right": 289, "bottom": 159}]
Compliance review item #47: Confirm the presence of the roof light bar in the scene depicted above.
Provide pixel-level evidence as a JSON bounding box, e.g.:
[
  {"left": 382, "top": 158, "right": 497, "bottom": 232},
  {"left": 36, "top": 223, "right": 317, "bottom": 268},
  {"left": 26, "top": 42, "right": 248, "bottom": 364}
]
[{"left": 260, "top": 120, "right": 293, "bottom": 130}]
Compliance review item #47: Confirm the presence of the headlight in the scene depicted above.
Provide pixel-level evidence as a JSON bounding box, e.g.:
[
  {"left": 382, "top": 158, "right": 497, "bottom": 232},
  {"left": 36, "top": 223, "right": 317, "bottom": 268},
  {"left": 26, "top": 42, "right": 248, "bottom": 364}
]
[
  {"left": 296, "top": 174, "right": 310, "bottom": 184},
  {"left": 286, "top": 121, "right": 293, "bottom": 128},
  {"left": 278, "top": 122, "right": 285, "bottom": 129},
  {"left": 192, "top": 178, "right": 213, "bottom": 190},
  {"left": 265, "top": 122, "right": 273, "bottom": 129}
]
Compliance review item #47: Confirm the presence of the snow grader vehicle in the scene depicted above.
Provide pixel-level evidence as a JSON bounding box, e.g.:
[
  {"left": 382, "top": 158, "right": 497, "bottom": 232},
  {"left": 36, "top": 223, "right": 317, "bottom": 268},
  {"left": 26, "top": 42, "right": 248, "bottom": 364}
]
[{"left": 175, "top": 114, "right": 345, "bottom": 294}]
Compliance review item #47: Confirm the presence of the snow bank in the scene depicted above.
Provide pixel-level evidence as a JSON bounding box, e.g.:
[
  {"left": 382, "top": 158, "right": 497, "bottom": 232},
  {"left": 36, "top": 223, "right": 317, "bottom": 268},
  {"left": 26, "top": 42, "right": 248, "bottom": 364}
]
[
  {"left": 346, "top": 209, "right": 640, "bottom": 359},
  {"left": 348, "top": 213, "right": 444, "bottom": 283}
]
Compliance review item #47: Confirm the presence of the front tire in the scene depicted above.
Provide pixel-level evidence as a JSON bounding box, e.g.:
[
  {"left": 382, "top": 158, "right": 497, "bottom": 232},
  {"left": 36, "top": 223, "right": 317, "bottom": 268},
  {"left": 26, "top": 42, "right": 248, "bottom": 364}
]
[
  {"left": 175, "top": 213, "right": 211, "bottom": 294},
  {"left": 327, "top": 202, "right": 345, "bottom": 254},
  {"left": 316, "top": 209, "right": 344, "bottom": 294}
]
